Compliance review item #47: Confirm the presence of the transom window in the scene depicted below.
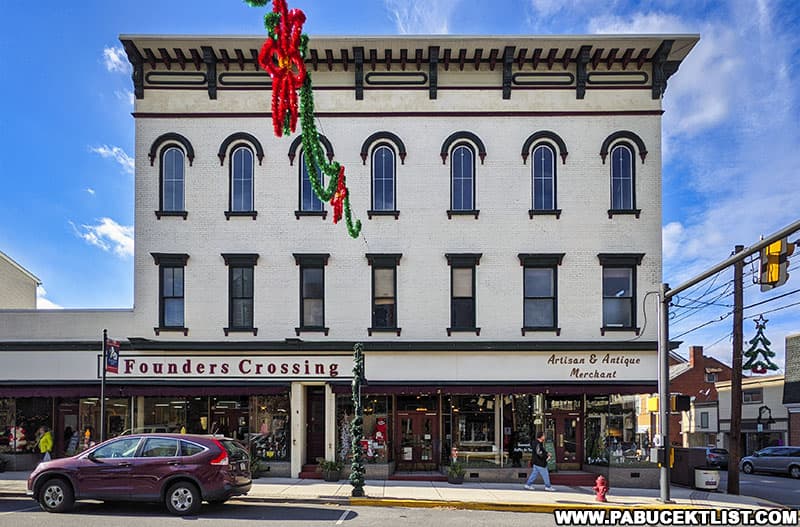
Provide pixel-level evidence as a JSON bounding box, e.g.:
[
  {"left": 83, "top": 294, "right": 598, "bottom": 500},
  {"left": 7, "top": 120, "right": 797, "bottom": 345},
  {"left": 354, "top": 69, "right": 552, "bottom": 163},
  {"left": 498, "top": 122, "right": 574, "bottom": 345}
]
[
  {"left": 372, "top": 145, "right": 396, "bottom": 211},
  {"left": 300, "top": 151, "right": 324, "bottom": 212},
  {"left": 451, "top": 144, "right": 475, "bottom": 211},
  {"left": 230, "top": 146, "right": 254, "bottom": 212},
  {"left": 532, "top": 144, "right": 556, "bottom": 211},
  {"left": 610, "top": 144, "right": 634, "bottom": 210},
  {"left": 162, "top": 147, "right": 185, "bottom": 212}
]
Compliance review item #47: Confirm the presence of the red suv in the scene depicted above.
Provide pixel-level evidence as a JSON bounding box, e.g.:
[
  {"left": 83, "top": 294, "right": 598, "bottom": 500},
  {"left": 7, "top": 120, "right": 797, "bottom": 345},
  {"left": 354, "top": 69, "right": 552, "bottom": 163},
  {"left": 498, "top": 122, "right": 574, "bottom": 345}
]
[{"left": 27, "top": 434, "right": 251, "bottom": 515}]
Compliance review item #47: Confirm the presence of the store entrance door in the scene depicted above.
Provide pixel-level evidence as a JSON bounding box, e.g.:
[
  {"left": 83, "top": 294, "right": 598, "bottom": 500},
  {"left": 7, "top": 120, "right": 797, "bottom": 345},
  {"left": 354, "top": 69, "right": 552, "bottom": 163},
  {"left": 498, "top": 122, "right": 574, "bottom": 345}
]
[
  {"left": 306, "top": 387, "right": 325, "bottom": 464},
  {"left": 56, "top": 400, "right": 79, "bottom": 457},
  {"left": 396, "top": 412, "right": 438, "bottom": 471},
  {"left": 552, "top": 410, "right": 582, "bottom": 470}
]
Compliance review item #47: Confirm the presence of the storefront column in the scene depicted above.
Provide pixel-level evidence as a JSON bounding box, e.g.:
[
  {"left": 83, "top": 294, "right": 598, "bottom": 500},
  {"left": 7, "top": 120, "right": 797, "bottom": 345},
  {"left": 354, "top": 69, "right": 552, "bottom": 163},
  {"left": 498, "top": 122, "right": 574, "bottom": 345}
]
[
  {"left": 325, "top": 384, "right": 336, "bottom": 462},
  {"left": 494, "top": 395, "right": 502, "bottom": 465},
  {"left": 290, "top": 382, "right": 306, "bottom": 478},
  {"left": 135, "top": 396, "right": 145, "bottom": 428}
]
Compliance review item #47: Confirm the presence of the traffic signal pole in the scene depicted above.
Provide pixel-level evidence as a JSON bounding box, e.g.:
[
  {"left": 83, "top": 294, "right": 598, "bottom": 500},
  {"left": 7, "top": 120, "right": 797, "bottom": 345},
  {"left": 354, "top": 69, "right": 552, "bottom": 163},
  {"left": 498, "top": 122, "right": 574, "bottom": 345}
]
[{"left": 657, "top": 219, "right": 800, "bottom": 502}]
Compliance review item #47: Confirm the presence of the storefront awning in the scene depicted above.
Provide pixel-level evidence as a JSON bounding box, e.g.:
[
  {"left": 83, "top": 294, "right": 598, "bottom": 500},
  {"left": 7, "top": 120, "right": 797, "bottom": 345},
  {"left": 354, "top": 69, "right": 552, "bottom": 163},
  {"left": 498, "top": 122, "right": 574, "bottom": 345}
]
[
  {"left": 330, "top": 382, "right": 655, "bottom": 395},
  {"left": 0, "top": 383, "right": 290, "bottom": 398}
]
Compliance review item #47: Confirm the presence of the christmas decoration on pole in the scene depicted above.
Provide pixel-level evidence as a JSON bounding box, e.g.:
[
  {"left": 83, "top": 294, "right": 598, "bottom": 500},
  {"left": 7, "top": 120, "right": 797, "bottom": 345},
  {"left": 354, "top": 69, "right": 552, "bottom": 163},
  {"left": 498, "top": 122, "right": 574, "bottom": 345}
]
[
  {"left": 350, "top": 342, "right": 366, "bottom": 497},
  {"left": 246, "top": 0, "right": 361, "bottom": 238},
  {"left": 743, "top": 315, "right": 779, "bottom": 374}
]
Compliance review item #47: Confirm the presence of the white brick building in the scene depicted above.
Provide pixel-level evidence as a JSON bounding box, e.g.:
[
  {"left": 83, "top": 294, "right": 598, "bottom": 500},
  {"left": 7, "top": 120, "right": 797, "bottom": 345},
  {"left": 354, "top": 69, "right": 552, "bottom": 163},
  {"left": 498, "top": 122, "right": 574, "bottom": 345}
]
[
  {"left": 0, "top": 34, "right": 697, "bottom": 482},
  {"left": 0, "top": 251, "right": 40, "bottom": 309}
]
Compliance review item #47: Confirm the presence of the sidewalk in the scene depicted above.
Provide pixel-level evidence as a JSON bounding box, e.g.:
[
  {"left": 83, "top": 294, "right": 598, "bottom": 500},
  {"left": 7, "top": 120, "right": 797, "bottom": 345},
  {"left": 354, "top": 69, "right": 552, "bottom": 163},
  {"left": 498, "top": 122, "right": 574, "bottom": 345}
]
[{"left": 0, "top": 471, "right": 785, "bottom": 513}]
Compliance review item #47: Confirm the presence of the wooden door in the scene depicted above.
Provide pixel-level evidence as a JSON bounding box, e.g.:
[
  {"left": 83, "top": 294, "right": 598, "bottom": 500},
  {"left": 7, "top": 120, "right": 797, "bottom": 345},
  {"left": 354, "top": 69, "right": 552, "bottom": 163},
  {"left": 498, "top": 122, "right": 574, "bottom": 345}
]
[
  {"left": 306, "top": 387, "right": 325, "bottom": 463},
  {"left": 552, "top": 409, "right": 582, "bottom": 470},
  {"left": 397, "top": 412, "right": 437, "bottom": 470}
]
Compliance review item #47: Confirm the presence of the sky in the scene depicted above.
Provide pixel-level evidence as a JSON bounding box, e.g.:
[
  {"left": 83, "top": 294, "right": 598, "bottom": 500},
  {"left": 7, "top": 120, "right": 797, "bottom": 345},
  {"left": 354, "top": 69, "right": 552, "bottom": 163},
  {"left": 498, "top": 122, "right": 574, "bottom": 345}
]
[{"left": 1, "top": 0, "right": 798, "bottom": 369}]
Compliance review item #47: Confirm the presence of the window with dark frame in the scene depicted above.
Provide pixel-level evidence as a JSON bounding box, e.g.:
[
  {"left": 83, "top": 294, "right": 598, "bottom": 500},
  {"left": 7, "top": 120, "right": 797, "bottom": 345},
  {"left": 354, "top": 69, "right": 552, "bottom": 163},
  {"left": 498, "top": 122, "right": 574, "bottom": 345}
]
[
  {"left": 610, "top": 144, "right": 634, "bottom": 211},
  {"left": 151, "top": 253, "right": 189, "bottom": 333},
  {"left": 705, "top": 372, "right": 718, "bottom": 383},
  {"left": 518, "top": 253, "right": 564, "bottom": 334},
  {"left": 300, "top": 151, "right": 324, "bottom": 212},
  {"left": 532, "top": 144, "right": 556, "bottom": 211},
  {"left": 366, "top": 254, "right": 402, "bottom": 335},
  {"left": 372, "top": 145, "right": 396, "bottom": 212},
  {"left": 222, "top": 253, "right": 258, "bottom": 334},
  {"left": 700, "top": 412, "right": 709, "bottom": 429},
  {"left": 446, "top": 253, "right": 481, "bottom": 335},
  {"left": 450, "top": 144, "right": 475, "bottom": 211},
  {"left": 161, "top": 146, "right": 185, "bottom": 212},
  {"left": 743, "top": 388, "right": 763, "bottom": 404},
  {"left": 598, "top": 254, "right": 643, "bottom": 334},
  {"left": 230, "top": 146, "right": 254, "bottom": 212},
  {"left": 293, "top": 254, "right": 329, "bottom": 335}
]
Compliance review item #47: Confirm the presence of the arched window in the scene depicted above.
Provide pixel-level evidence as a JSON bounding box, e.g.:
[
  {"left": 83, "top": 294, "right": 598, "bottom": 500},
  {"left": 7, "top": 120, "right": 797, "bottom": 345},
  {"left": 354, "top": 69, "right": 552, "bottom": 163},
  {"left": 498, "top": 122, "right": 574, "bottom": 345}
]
[
  {"left": 532, "top": 144, "right": 556, "bottom": 211},
  {"left": 300, "top": 151, "right": 324, "bottom": 212},
  {"left": 230, "top": 146, "right": 254, "bottom": 212},
  {"left": 372, "top": 144, "right": 396, "bottom": 211},
  {"left": 451, "top": 144, "right": 474, "bottom": 211},
  {"left": 610, "top": 144, "right": 634, "bottom": 210},
  {"left": 161, "top": 147, "right": 185, "bottom": 212}
]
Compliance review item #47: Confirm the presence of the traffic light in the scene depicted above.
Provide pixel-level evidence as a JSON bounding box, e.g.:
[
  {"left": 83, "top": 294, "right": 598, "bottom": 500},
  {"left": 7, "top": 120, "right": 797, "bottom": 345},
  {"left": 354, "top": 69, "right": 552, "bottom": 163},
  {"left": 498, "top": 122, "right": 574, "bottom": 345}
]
[
  {"left": 760, "top": 238, "right": 795, "bottom": 291},
  {"left": 670, "top": 394, "right": 691, "bottom": 412}
]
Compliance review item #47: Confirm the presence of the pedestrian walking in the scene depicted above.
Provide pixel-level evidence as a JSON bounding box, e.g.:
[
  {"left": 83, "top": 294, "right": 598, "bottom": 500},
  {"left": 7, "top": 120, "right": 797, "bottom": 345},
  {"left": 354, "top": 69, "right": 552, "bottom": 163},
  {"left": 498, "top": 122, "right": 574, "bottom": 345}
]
[{"left": 524, "top": 431, "right": 555, "bottom": 491}]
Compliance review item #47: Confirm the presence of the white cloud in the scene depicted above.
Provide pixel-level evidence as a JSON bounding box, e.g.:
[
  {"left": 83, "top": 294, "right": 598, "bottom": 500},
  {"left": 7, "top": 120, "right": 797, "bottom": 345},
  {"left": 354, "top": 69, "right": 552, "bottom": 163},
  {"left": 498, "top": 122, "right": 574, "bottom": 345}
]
[
  {"left": 36, "top": 286, "right": 62, "bottom": 310},
  {"left": 90, "top": 145, "right": 134, "bottom": 175},
  {"left": 103, "top": 46, "right": 131, "bottom": 74},
  {"left": 662, "top": 222, "right": 684, "bottom": 260},
  {"left": 86, "top": 188, "right": 95, "bottom": 196},
  {"left": 71, "top": 218, "right": 134, "bottom": 258},
  {"left": 115, "top": 89, "right": 134, "bottom": 106},
  {"left": 384, "top": 0, "right": 460, "bottom": 34}
]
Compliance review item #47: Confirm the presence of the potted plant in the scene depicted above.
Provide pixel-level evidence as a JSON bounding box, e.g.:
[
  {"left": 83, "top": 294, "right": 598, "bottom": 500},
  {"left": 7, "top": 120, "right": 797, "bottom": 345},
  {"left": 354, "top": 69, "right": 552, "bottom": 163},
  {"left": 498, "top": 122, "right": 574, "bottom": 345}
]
[
  {"left": 447, "top": 461, "right": 465, "bottom": 484},
  {"left": 318, "top": 459, "right": 343, "bottom": 482}
]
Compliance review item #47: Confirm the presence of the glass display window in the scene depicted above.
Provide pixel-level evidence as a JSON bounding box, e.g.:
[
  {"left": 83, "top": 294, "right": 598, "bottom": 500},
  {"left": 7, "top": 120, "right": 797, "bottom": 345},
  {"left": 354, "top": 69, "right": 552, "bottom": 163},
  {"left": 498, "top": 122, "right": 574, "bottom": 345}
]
[
  {"left": 249, "top": 394, "right": 290, "bottom": 462},
  {"left": 449, "top": 395, "right": 497, "bottom": 467},
  {"left": 336, "top": 394, "right": 392, "bottom": 464}
]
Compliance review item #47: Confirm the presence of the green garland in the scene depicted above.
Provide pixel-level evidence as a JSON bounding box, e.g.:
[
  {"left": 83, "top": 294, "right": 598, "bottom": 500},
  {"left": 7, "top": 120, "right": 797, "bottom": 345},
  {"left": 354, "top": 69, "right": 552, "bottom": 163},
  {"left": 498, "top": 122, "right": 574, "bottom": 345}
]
[{"left": 350, "top": 343, "right": 366, "bottom": 496}]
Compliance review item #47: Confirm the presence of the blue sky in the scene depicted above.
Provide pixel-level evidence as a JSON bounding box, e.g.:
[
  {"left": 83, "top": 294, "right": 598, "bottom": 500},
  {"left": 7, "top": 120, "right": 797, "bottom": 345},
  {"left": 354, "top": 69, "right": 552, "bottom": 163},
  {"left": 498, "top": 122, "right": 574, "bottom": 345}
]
[{"left": 1, "top": 0, "right": 798, "bottom": 367}]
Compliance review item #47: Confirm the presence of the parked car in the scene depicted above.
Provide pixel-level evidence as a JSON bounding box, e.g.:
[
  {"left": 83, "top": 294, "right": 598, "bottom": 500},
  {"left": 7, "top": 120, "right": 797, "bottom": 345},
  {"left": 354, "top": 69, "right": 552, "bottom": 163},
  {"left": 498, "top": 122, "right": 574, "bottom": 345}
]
[
  {"left": 739, "top": 446, "right": 800, "bottom": 478},
  {"left": 703, "top": 447, "right": 729, "bottom": 469},
  {"left": 27, "top": 433, "right": 251, "bottom": 515}
]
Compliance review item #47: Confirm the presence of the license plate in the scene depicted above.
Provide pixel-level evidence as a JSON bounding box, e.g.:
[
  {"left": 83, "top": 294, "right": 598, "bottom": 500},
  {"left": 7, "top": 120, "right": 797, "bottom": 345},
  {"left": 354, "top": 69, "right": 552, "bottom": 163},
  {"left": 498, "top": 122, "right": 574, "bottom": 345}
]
[{"left": 240, "top": 462, "right": 247, "bottom": 471}]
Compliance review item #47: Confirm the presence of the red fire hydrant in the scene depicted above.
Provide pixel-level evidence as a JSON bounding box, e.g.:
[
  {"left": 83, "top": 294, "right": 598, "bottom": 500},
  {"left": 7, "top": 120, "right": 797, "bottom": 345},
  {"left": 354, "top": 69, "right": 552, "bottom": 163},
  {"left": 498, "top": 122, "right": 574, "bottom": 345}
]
[{"left": 593, "top": 475, "right": 609, "bottom": 502}]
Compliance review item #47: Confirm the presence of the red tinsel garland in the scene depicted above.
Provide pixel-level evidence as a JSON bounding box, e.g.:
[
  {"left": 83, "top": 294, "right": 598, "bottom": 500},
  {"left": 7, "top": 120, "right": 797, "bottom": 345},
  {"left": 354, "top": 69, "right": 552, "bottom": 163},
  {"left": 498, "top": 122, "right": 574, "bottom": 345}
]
[{"left": 330, "top": 165, "right": 347, "bottom": 224}]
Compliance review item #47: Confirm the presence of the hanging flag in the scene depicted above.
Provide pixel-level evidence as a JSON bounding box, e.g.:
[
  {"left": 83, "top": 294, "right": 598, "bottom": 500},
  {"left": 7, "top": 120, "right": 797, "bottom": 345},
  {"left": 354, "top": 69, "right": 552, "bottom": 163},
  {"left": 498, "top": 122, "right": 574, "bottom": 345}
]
[{"left": 105, "top": 338, "right": 120, "bottom": 374}]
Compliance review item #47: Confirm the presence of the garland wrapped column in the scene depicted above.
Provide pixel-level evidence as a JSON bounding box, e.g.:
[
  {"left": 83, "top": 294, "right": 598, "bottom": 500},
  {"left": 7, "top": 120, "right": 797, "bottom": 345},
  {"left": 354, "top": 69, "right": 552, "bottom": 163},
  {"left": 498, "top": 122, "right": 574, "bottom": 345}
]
[
  {"left": 350, "top": 343, "right": 366, "bottom": 497},
  {"left": 246, "top": 0, "right": 361, "bottom": 238}
]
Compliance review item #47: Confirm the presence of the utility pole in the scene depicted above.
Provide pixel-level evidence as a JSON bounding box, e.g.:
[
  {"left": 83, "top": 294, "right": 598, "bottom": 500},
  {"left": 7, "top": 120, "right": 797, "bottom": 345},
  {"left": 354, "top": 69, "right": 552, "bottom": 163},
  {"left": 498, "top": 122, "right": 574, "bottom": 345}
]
[
  {"left": 658, "top": 283, "right": 671, "bottom": 503},
  {"left": 728, "top": 245, "right": 744, "bottom": 495}
]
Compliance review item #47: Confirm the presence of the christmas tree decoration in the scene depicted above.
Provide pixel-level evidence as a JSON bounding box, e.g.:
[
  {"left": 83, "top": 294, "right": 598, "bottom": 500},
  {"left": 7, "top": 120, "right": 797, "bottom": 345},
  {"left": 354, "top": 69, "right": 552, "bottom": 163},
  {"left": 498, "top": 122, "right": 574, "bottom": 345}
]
[
  {"left": 350, "top": 343, "right": 366, "bottom": 497},
  {"left": 246, "top": 0, "right": 361, "bottom": 238},
  {"left": 743, "top": 315, "right": 779, "bottom": 374}
]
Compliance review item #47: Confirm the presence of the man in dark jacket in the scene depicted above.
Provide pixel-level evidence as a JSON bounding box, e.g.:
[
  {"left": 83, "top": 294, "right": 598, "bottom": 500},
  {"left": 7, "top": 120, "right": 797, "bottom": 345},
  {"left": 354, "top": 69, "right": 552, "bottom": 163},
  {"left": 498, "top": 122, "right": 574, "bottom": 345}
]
[{"left": 524, "top": 431, "right": 555, "bottom": 491}]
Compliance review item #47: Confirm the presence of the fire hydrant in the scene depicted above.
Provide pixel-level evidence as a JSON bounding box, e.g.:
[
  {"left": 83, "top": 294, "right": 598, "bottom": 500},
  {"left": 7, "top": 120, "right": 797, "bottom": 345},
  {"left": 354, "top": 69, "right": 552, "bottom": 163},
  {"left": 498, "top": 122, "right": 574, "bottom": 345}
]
[{"left": 593, "top": 475, "right": 609, "bottom": 502}]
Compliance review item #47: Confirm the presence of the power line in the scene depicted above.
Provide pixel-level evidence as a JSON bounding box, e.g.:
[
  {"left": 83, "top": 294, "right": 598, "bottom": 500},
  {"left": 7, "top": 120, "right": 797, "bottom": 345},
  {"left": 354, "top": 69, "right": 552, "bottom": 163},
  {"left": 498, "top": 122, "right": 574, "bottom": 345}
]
[{"left": 744, "top": 288, "right": 800, "bottom": 311}]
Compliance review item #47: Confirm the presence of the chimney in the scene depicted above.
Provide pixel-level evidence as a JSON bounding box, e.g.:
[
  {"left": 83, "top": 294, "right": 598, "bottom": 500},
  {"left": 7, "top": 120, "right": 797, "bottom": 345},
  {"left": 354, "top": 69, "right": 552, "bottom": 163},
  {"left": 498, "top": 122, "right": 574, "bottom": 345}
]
[{"left": 689, "top": 346, "right": 703, "bottom": 369}]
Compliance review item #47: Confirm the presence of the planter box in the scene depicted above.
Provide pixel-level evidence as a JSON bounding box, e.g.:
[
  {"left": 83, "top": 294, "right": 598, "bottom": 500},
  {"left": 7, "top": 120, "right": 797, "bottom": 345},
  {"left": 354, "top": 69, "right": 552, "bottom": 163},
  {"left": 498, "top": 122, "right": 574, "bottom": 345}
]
[{"left": 322, "top": 469, "right": 342, "bottom": 482}]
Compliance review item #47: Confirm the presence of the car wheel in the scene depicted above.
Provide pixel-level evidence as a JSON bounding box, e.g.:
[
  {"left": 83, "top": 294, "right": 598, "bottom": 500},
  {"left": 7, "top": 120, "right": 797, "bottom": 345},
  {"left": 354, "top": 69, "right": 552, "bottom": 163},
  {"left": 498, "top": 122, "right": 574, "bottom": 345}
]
[
  {"left": 38, "top": 478, "right": 74, "bottom": 513},
  {"left": 742, "top": 462, "right": 754, "bottom": 474},
  {"left": 165, "top": 481, "right": 201, "bottom": 516},
  {"left": 790, "top": 466, "right": 800, "bottom": 479}
]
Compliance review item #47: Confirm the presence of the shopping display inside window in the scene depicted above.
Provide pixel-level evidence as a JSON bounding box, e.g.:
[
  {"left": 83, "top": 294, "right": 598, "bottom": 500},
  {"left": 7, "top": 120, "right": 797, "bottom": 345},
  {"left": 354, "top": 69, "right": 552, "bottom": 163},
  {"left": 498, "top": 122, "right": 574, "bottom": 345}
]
[
  {"left": 0, "top": 398, "right": 52, "bottom": 455},
  {"left": 450, "top": 395, "right": 498, "bottom": 466},
  {"left": 336, "top": 395, "right": 391, "bottom": 464},
  {"left": 250, "top": 395, "right": 290, "bottom": 462}
]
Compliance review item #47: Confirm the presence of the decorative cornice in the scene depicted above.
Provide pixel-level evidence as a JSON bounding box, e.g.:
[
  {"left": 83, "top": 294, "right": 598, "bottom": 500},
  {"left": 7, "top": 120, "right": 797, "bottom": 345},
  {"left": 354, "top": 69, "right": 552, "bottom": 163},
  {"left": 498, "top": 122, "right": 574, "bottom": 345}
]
[
  {"left": 600, "top": 130, "right": 648, "bottom": 163},
  {"left": 440, "top": 131, "right": 487, "bottom": 164},
  {"left": 148, "top": 133, "right": 195, "bottom": 166},
  {"left": 218, "top": 132, "right": 264, "bottom": 165},
  {"left": 521, "top": 131, "right": 568, "bottom": 164},
  {"left": 288, "top": 134, "right": 334, "bottom": 165},
  {"left": 360, "top": 131, "right": 407, "bottom": 164}
]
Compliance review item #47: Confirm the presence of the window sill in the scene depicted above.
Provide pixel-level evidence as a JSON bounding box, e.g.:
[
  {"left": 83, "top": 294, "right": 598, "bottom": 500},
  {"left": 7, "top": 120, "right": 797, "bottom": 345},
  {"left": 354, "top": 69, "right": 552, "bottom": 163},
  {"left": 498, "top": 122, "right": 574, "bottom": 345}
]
[
  {"left": 447, "top": 209, "right": 480, "bottom": 219},
  {"left": 447, "top": 327, "right": 481, "bottom": 336},
  {"left": 522, "top": 327, "right": 561, "bottom": 336},
  {"left": 367, "top": 210, "right": 400, "bottom": 220},
  {"left": 295, "top": 326, "right": 330, "bottom": 336},
  {"left": 155, "top": 211, "right": 188, "bottom": 220},
  {"left": 528, "top": 209, "right": 562, "bottom": 219},
  {"left": 295, "top": 210, "right": 328, "bottom": 220},
  {"left": 607, "top": 209, "right": 641, "bottom": 219},
  {"left": 224, "top": 327, "right": 258, "bottom": 336},
  {"left": 225, "top": 211, "right": 258, "bottom": 220},
  {"left": 368, "top": 327, "right": 402, "bottom": 336},
  {"left": 154, "top": 326, "right": 189, "bottom": 336},
  {"left": 601, "top": 326, "right": 640, "bottom": 336}
]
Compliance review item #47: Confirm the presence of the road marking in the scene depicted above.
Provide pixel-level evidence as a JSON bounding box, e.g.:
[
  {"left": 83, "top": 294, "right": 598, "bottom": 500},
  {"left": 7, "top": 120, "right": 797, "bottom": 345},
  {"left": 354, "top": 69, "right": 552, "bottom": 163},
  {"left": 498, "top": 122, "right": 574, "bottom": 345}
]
[
  {"left": 335, "top": 509, "right": 351, "bottom": 524},
  {"left": 0, "top": 506, "right": 40, "bottom": 516}
]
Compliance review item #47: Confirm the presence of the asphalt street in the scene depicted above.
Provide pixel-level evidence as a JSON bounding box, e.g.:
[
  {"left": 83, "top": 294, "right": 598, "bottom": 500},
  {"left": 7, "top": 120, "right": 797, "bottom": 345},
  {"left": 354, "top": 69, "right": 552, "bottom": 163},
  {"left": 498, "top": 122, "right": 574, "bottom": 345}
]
[
  {"left": 0, "top": 496, "right": 540, "bottom": 527},
  {"left": 718, "top": 470, "right": 800, "bottom": 509}
]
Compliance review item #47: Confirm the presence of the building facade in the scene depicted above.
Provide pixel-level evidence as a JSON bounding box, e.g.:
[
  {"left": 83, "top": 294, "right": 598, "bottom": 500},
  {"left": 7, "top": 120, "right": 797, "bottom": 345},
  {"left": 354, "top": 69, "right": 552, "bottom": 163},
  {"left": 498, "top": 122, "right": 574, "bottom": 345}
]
[
  {"left": 0, "top": 251, "right": 40, "bottom": 309},
  {"left": 717, "top": 374, "right": 788, "bottom": 455},
  {"left": 0, "top": 34, "right": 697, "bottom": 482},
  {"left": 782, "top": 333, "right": 800, "bottom": 445}
]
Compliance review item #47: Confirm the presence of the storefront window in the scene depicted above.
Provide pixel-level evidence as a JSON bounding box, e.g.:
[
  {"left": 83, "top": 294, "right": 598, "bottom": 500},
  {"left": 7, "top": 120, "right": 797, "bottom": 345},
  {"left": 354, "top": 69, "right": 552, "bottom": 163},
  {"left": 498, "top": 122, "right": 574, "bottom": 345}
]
[
  {"left": 79, "top": 397, "right": 131, "bottom": 449},
  {"left": 502, "top": 394, "right": 543, "bottom": 467},
  {"left": 0, "top": 397, "right": 53, "bottom": 455},
  {"left": 450, "top": 395, "right": 497, "bottom": 467},
  {"left": 210, "top": 396, "right": 249, "bottom": 440},
  {"left": 585, "top": 395, "right": 609, "bottom": 466},
  {"left": 336, "top": 394, "right": 392, "bottom": 464},
  {"left": 607, "top": 394, "right": 654, "bottom": 468},
  {"left": 250, "top": 394, "right": 290, "bottom": 462}
]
